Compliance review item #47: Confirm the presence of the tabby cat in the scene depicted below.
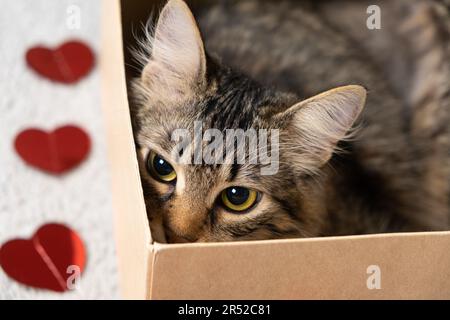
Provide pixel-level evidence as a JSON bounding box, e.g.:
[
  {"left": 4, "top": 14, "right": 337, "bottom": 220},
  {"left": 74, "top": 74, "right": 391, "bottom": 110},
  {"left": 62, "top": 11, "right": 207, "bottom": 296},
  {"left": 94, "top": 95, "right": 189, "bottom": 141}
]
[{"left": 131, "top": 0, "right": 450, "bottom": 243}]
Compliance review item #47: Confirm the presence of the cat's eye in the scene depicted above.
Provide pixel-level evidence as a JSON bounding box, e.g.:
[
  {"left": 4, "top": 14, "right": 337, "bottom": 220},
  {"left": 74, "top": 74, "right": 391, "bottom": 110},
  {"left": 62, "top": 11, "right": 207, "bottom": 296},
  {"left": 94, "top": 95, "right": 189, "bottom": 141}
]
[
  {"left": 220, "top": 187, "right": 258, "bottom": 213},
  {"left": 147, "top": 151, "right": 176, "bottom": 183}
]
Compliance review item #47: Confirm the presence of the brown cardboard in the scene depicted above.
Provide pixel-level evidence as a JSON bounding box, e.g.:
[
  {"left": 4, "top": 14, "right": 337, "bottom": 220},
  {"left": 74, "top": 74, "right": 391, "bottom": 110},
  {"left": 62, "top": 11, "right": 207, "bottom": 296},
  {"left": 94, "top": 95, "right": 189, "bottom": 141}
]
[
  {"left": 150, "top": 232, "right": 450, "bottom": 299},
  {"left": 101, "top": 0, "right": 450, "bottom": 299},
  {"left": 101, "top": 0, "right": 152, "bottom": 299}
]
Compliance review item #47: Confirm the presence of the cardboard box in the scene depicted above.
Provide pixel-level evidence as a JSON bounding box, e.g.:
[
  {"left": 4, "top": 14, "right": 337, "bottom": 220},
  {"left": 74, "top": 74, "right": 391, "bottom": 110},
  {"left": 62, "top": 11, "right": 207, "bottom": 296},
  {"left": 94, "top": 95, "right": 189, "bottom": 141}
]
[{"left": 101, "top": 0, "right": 450, "bottom": 299}]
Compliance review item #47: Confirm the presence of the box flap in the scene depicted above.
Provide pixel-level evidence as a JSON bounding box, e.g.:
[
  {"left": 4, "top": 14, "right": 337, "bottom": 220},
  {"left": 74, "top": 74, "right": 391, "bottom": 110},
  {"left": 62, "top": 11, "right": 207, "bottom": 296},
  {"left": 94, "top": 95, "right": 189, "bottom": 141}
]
[
  {"left": 101, "top": 0, "right": 153, "bottom": 299},
  {"left": 149, "top": 231, "right": 450, "bottom": 299}
]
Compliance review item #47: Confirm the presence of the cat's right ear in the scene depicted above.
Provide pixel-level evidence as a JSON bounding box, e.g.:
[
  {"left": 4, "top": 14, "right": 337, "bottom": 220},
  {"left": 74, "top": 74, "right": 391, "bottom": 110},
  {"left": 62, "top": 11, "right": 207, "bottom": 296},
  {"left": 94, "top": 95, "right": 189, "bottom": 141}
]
[{"left": 141, "top": 0, "right": 207, "bottom": 99}]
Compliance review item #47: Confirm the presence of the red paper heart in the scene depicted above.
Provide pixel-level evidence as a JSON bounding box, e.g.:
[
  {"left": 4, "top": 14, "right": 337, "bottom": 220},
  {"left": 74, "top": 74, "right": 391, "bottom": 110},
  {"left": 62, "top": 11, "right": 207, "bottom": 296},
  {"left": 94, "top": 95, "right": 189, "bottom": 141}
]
[
  {"left": 0, "top": 224, "right": 86, "bottom": 292},
  {"left": 26, "top": 40, "right": 95, "bottom": 84},
  {"left": 14, "top": 125, "right": 91, "bottom": 174}
]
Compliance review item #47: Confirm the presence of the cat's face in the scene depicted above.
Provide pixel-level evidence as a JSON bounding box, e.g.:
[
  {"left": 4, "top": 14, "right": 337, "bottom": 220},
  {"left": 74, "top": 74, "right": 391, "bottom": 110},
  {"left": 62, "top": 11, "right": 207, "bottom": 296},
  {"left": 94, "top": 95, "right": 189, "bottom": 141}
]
[{"left": 132, "top": 0, "right": 366, "bottom": 243}]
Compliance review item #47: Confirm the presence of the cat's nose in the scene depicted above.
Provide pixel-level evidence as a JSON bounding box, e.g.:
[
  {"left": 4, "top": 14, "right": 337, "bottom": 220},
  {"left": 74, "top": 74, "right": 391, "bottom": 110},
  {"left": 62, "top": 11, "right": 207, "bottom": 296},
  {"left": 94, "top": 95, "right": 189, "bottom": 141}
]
[
  {"left": 165, "top": 227, "right": 197, "bottom": 243},
  {"left": 167, "top": 234, "right": 190, "bottom": 243}
]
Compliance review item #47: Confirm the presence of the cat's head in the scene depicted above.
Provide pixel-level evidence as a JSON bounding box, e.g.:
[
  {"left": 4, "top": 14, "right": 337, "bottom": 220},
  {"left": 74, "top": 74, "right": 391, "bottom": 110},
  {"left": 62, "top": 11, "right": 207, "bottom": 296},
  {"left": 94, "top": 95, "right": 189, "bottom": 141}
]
[{"left": 132, "top": 0, "right": 366, "bottom": 242}]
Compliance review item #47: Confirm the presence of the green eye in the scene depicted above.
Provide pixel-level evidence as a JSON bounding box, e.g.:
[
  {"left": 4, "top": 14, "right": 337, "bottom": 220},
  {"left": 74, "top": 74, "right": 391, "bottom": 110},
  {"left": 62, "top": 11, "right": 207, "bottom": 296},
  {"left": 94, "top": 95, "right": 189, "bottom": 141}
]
[
  {"left": 221, "top": 187, "right": 258, "bottom": 213},
  {"left": 147, "top": 151, "right": 176, "bottom": 183}
]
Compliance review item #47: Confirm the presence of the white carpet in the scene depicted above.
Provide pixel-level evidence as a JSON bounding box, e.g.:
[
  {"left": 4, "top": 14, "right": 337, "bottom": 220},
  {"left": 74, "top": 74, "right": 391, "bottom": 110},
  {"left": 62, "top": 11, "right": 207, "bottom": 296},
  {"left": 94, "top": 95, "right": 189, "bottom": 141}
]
[{"left": 0, "top": 0, "right": 120, "bottom": 299}]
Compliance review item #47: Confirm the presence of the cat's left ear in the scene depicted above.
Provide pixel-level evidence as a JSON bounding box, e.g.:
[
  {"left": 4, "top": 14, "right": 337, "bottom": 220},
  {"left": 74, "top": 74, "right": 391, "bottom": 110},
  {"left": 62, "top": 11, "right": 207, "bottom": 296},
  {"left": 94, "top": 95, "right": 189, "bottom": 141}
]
[
  {"left": 142, "top": 0, "right": 206, "bottom": 98},
  {"left": 276, "top": 85, "right": 366, "bottom": 172}
]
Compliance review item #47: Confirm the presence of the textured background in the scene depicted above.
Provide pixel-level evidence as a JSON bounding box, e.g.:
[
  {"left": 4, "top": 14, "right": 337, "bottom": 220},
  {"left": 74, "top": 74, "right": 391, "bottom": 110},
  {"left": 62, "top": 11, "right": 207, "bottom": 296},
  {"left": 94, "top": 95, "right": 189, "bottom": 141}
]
[{"left": 0, "top": 0, "right": 120, "bottom": 299}]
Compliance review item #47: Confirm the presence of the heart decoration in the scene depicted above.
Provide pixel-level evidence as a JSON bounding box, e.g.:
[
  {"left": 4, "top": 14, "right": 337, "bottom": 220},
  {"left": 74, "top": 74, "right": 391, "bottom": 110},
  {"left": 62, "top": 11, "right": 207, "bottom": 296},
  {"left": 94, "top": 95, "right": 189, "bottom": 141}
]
[
  {"left": 14, "top": 125, "right": 91, "bottom": 175},
  {"left": 26, "top": 40, "right": 95, "bottom": 84},
  {"left": 0, "top": 223, "right": 86, "bottom": 292}
]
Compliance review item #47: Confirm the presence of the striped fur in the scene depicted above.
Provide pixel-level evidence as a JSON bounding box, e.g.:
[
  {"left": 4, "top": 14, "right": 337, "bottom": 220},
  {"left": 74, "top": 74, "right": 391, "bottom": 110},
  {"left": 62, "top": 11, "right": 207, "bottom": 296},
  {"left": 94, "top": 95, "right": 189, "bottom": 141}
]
[{"left": 131, "top": 0, "right": 450, "bottom": 242}]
